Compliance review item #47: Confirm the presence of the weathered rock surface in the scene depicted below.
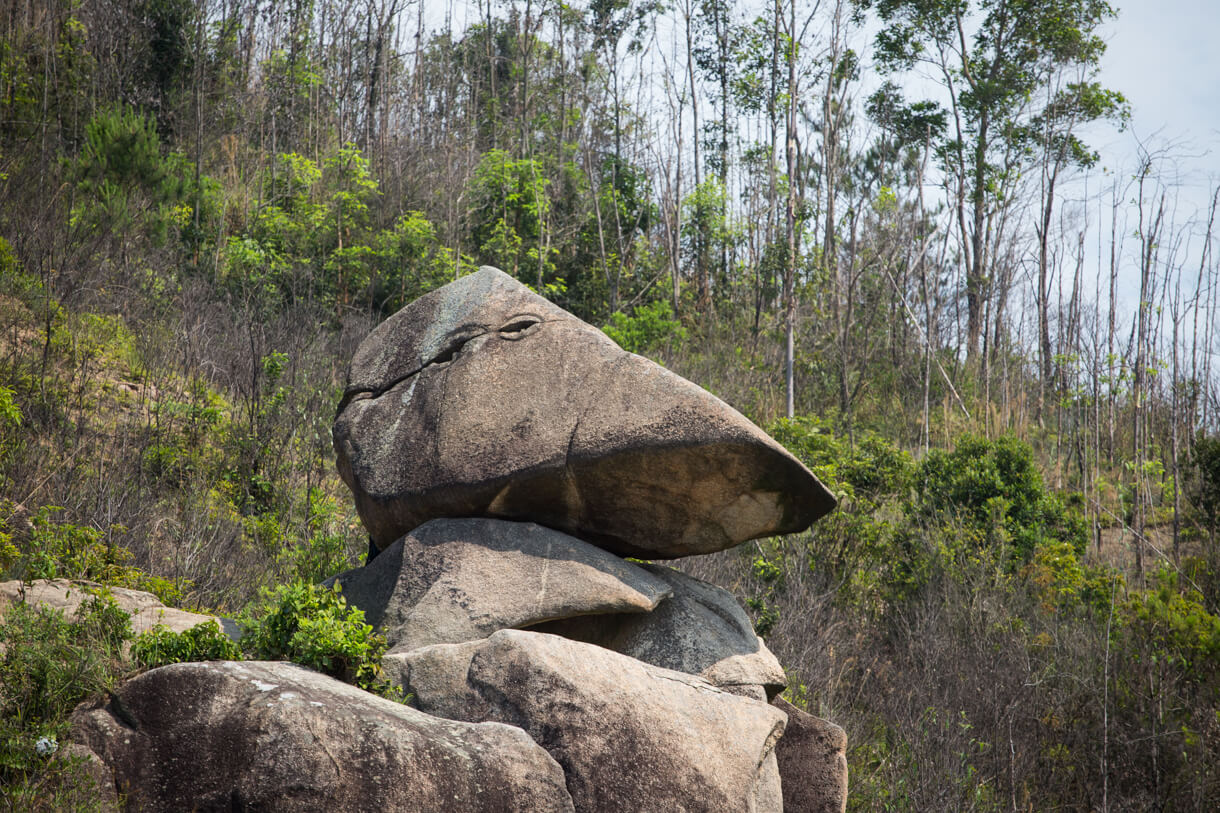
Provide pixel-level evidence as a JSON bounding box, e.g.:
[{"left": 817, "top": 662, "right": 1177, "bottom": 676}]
[
  {"left": 390, "top": 628, "right": 787, "bottom": 813},
  {"left": 529, "top": 563, "right": 787, "bottom": 697},
  {"left": 327, "top": 517, "right": 672, "bottom": 652},
  {"left": 333, "top": 266, "right": 835, "bottom": 558},
  {"left": 70, "top": 660, "right": 574, "bottom": 812},
  {"left": 772, "top": 696, "right": 849, "bottom": 813},
  {"left": 0, "top": 579, "right": 236, "bottom": 638},
  {"left": 52, "top": 743, "right": 120, "bottom": 812}
]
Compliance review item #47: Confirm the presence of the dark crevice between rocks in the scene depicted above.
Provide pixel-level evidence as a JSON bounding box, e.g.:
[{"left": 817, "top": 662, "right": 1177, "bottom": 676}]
[
  {"left": 107, "top": 693, "right": 139, "bottom": 732},
  {"left": 497, "top": 314, "right": 542, "bottom": 337}
]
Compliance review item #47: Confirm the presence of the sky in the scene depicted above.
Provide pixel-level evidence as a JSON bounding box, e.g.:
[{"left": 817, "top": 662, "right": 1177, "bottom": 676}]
[
  {"left": 1095, "top": 0, "right": 1220, "bottom": 205},
  {"left": 1102, "top": 0, "right": 1220, "bottom": 149}
]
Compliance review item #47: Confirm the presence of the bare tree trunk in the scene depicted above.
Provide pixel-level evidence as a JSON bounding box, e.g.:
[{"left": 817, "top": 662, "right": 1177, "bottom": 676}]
[
  {"left": 1171, "top": 271, "right": 1182, "bottom": 565},
  {"left": 1131, "top": 166, "right": 1164, "bottom": 584},
  {"left": 783, "top": 0, "right": 797, "bottom": 419},
  {"left": 1195, "top": 189, "right": 1218, "bottom": 430},
  {"left": 1107, "top": 178, "right": 1119, "bottom": 466}
]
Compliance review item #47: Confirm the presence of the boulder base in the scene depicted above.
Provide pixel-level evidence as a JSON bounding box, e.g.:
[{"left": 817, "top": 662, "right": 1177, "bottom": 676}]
[
  {"left": 71, "top": 660, "right": 574, "bottom": 812},
  {"left": 391, "top": 628, "right": 788, "bottom": 813}
]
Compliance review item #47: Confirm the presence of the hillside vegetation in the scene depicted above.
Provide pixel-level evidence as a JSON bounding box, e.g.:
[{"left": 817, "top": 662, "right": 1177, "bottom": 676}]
[{"left": 1, "top": 0, "right": 1219, "bottom": 809}]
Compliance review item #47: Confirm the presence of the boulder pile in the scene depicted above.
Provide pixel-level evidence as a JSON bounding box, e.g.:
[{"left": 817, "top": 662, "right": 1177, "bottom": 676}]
[{"left": 71, "top": 266, "right": 848, "bottom": 812}]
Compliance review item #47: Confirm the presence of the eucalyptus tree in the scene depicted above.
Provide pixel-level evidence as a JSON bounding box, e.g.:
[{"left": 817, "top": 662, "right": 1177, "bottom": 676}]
[{"left": 858, "top": 0, "right": 1121, "bottom": 362}]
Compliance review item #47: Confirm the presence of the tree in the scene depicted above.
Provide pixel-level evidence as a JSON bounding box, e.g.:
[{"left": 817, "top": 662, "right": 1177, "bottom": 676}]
[
  {"left": 862, "top": 0, "right": 1120, "bottom": 360},
  {"left": 1191, "top": 435, "right": 1220, "bottom": 559}
]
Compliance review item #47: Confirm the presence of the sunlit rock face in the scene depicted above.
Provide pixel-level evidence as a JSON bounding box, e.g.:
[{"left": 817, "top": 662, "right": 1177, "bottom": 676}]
[
  {"left": 387, "top": 629, "right": 788, "bottom": 813},
  {"left": 333, "top": 266, "right": 835, "bottom": 559},
  {"left": 70, "top": 660, "right": 575, "bottom": 812}
]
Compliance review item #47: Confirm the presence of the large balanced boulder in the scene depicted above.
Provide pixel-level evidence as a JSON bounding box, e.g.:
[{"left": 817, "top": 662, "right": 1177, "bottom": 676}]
[
  {"left": 327, "top": 517, "right": 672, "bottom": 652},
  {"left": 333, "top": 266, "right": 834, "bottom": 558},
  {"left": 772, "top": 696, "right": 849, "bottom": 813},
  {"left": 70, "top": 660, "right": 574, "bottom": 812},
  {"left": 386, "top": 629, "right": 788, "bottom": 813},
  {"left": 529, "top": 563, "right": 787, "bottom": 697}
]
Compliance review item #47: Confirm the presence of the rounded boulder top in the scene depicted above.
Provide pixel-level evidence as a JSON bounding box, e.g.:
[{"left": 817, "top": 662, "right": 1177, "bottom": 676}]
[{"left": 333, "top": 266, "right": 835, "bottom": 559}]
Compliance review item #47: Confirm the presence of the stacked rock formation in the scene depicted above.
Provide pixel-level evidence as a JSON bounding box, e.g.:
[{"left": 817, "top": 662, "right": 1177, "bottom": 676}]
[{"left": 71, "top": 266, "right": 848, "bottom": 812}]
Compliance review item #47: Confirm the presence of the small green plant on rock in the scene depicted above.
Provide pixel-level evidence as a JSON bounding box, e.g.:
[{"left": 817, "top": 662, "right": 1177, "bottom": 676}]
[
  {"left": 132, "top": 620, "right": 242, "bottom": 669},
  {"left": 239, "top": 580, "right": 387, "bottom": 692}
]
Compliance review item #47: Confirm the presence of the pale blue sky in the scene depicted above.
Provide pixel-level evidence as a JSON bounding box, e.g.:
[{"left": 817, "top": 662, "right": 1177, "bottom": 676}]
[
  {"left": 1094, "top": 0, "right": 1220, "bottom": 203},
  {"left": 1103, "top": 0, "right": 1220, "bottom": 147}
]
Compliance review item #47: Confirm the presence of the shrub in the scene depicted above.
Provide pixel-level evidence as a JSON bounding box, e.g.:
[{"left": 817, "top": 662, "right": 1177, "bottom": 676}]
[
  {"left": 914, "top": 434, "right": 1087, "bottom": 563},
  {"left": 239, "top": 581, "right": 386, "bottom": 691},
  {"left": 0, "top": 595, "right": 130, "bottom": 791},
  {"left": 275, "top": 489, "right": 357, "bottom": 584},
  {"left": 767, "top": 416, "right": 921, "bottom": 608},
  {"left": 1024, "top": 538, "right": 1119, "bottom": 614},
  {"left": 603, "top": 299, "right": 687, "bottom": 356},
  {"left": 1189, "top": 433, "right": 1220, "bottom": 548},
  {"left": 131, "top": 620, "right": 242, "bottom": 669}
]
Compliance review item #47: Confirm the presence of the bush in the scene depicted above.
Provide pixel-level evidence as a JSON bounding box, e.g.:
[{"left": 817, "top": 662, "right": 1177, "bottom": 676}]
[
  {"left": 239, "top": 581, "right": 386, "bottom": 691},
  {"left": 1189, "top": 433, "right": 1220, "bottom": 548},
  {"left": 0, "top": 595, "right": 130, "bottom": 793},
  {"left": 767, "top": 416, "right": 921, "bottom": 609},
  {"left": 603, "top": 299, "right": 687, "bottom": 356},
  {"left": 275, "top": 489, "right": 357, "bottom": 584},
  {"left": 914, "top": 434, "right": 1087, "bottom": 563},
  {"left": 131, "top": 620, "right": 242, "bottom": 669}
]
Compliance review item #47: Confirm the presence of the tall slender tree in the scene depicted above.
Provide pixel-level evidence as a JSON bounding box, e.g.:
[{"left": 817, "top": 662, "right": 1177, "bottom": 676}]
[{"left": 862, "top": 0, "right": 1120, "bottom": 361}]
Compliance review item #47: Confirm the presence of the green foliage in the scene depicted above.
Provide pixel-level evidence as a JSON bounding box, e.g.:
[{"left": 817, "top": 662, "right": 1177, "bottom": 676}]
[
  {"left": 745, "top": 596, "right": 780, "bottom": 638},
  {"left": 914, "top": 435, "right": 1086, "bottom": 563},
  {"left": 132, "top": 620, "right": 242, "bottom": 669},
  {"left": 17, "top": 507, "right": 182, "bottom": 605},
  {"left": 0, "top": 596, "right": 130, "bottom": 787},
  {"left": 0, "top": 385, "right": 20, "bottom": 428},
  {"left": 769, "top": 416, "right": 914, "bottom": 502},
  {"left": 65, "top": 106, "right": 194, "bottom": 242},
  {"left": 276, "top": 489, "right": 357, "bottom": 584},
  {"left": 239, "top": 581, "right": 386, "bottom": 691},
  {"left": 1118, "top": 568, "right": 1220, "bottom": 687},
  {"left": 468, "top": 149, "right": 554, "bottom": 279},
  {"left": 768, "top": 416, "right": 922, "bottom": 608},
  {"left": 681, "top": 177, "right": 737, "bottom": 299},
  {"left": 866, "top": 0, "right": 1122, "bottom": 167},
  {"left": 1189, "top": 433, "right": 1220, "bottom": 544},
  {"left": 1025, "top": 538, "right": 1118, "bottom": 613},
  {"left": 602, "top": 299, "right": 687, "bottom": 356},
  {"left": 369, "top": 211, "right": 463, "bottom": 314}
]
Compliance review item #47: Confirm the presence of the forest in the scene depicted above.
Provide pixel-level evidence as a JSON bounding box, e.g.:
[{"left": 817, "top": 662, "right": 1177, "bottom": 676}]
[{"left": 1, "top": 0, "right": 1218, "bottom": 809}]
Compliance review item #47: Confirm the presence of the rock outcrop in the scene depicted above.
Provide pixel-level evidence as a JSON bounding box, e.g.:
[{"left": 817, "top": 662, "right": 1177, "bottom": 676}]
[
  {"left": 333, "top": 265, "right": 834, "bottom": 558},
  {"left": 71, "top": 660, "right": 574, "bottom": 812},
  {"left": 389, "top": 629, "right": 787, "bottom": 813},
  {"left": 326, "top": 517, "right": 672, "bottom": 653},
  {"left": 0, "top": 579, "right": 236, "bottom": 638},
  {"left": 69, "top": 266, "right": 847, "bottom": 812},
  {"left": 773, "top": 696, "right": 849, "bottom": 813},
  {"left": 528, "top": 562, "right": 787, "bottom": 697}
]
